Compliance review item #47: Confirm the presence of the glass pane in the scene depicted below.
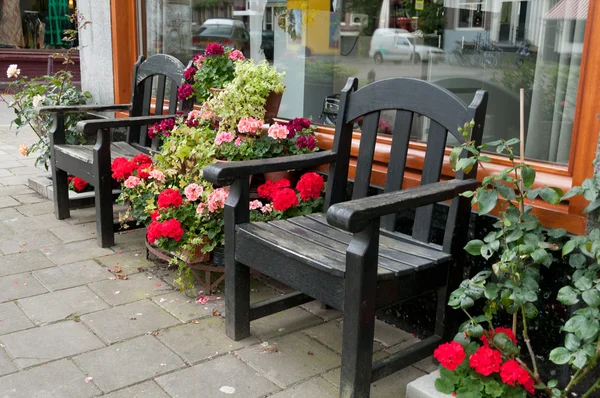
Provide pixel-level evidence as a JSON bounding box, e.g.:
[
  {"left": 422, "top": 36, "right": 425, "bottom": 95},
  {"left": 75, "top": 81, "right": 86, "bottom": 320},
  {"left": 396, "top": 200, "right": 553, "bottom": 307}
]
[{"left": 142, "top": 0, "right": 589, "bottom": 164}]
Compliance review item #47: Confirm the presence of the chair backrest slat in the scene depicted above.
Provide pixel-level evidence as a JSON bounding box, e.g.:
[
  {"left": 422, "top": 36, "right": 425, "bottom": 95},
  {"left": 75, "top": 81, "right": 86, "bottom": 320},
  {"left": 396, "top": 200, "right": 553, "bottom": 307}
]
[
  {"left": 352, "top": 112, "right": 380, "bottom": 200},
  {"left": 326, "top": 77, "right": 488, "bottom": 250},
  {"left": 412, "top": 120, "right": 448, "bottom": 242},
  {"left": 381, "top": 110, "right": 414, "bottom": 231}
]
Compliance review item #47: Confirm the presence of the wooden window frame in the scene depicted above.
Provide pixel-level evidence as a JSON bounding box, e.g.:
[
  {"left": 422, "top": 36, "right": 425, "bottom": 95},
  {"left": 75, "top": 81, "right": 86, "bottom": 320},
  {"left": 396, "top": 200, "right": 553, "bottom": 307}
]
[{"left": 111, "top": 0, "right": 600, "bottom": 235}]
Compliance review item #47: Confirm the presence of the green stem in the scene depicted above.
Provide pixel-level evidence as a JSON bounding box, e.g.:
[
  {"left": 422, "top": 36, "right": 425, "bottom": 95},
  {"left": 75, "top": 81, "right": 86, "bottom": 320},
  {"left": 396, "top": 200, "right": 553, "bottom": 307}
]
[
  {"left": 564, "top": 367, "right": 583, "bottom": 394},
  {"left": 520, "top": 305, "right": 539, "bottom": 377},
  {"left": 582, "top": 378, "right": 600, "bottom": 398}
]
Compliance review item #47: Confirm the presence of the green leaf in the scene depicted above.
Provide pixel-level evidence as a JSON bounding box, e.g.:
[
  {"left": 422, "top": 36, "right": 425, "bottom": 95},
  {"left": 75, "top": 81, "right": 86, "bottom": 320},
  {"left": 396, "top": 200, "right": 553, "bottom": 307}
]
[
  {"left": 561, "top": 186, "right": 584, "bottom": 201},
  {"left": 477, "top": 190, "right": 498, "bottom": 215},
  {"left": 484, "top": 283, "right": 500, "bottom": 300},
  {"left": 471, "top": 270, "right": 491, "bottom": 283},
  {"left": 557, "top": 286, "right": 580, "bottom": 305},
  {"left": 569, "top": 253, "right": 587, "bottom": 268},
  {"left": 453, "top": 332, "right": 470, "bottom": 346},
  {"left": 464, "top": 240, "right": 484, "bottom": 256},
  {"left": 493, "top": 332, "right": 518, "bottom": 354},
  {"left": 575, "top": 276, "right": 593, "bottom": 291},
  {"left": 523, "top": 302, "right": 538, "bottom": 318},
  {"left": 563, "top": 240, "right": 577, "bottom": 256},
  {"left": 460, "top": 190, "right": 475, "bottom": 198},
  {"left": 540, "top": 187, "right": 562, "bottom": 204},
  {"left": 505, "top": 138, "right": 520, "bottom": 146},
  {"left": 547, "top": 379, "right": 558, "bottom": 388},
  {"left": 435, "top": 376, "right": 456, "bottom": 394},
  {"left": 563, "top": 315, "right": 600, "bottom": 341},
  {"left": 584, "top": 199, "right": 600, "bottom": 214},
  {"left": 565, "top": 333, "right": 581, "bottom": 352},
  {"left": 531, "top": 248, "right": 548, "bottom": 264},
  {"left": 549, "top": 347, "right": 572, "bottom": 364},
  {"left": 547, "top": 228, "right": 567, "bottom": 238},
  {"left": 449, "top": 146, "right": 463, "bottom": 171},
  {"left": 484, "top": 380, "right": 505, "bottom": 398},
  {"left": 521, "top": 165, "right": 536, "bottom": 189},
  {"left": 456, "top": 157, "right": 477, "bottom": 174},
  {"left": 573, "top": 349, "right": 589, "bottom": 369},
  {"left": 583, "top": 289, "right": 600, "bottom": 307}
]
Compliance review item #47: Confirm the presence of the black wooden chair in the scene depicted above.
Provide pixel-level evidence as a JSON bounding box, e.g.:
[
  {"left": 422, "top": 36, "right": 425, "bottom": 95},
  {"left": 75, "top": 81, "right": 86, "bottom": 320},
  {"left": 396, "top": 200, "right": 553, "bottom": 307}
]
[
  {"left": 40, "top": 54, "right": 193, "bottom": 247},
  {"left": 204, "top": 77, "right": 487, "bottom": 397}
]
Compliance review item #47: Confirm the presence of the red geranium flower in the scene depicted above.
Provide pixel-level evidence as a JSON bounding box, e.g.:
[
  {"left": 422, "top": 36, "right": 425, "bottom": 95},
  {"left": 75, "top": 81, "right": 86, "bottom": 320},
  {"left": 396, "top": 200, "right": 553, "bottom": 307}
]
[
  {"left": 150, "top": 210, "right": 160, "bottom": 222},
  {"left": 136, "top": 163, "right": 153, "bottom": 179},
  {"left": 147, "top": 221, "right": 163, "bottom": 244},
  {"left": 111, "top": 157, "right": 137, "bottom": 181},
  {"left": 177, "top": 83, "right": 194, "bottom": 100},
  {"left": 257, "top": 180, "right": 277, "bottom": 200},
  {"left": 160, "top": 219, "right": 184, "bottom": 241},
  {"left": 296, "top": 172, "right": 324, "bottom": 201},
  {"left": 433, "top": 341, "right": 465, "bottom": 371},
  {"left": 500, "top": 360, "right": 530, "bottom": 387},
  {"left": 205, "top": 43, "right": 224, "bottom": 56},
  {"left": 71, "top": 177, "right": 88, "bottom": 192},
  {"left": 157, "top": 188, "right": 183, "bottom": 209},
  {"left": 272, "top": 188, "right": 299, "bottom": 212},
  {"left": 184, "top": 66, "right": 196, "bottom": 81},
  {"left": 469, "top": 346, "right": 502, "bottom": 376}
]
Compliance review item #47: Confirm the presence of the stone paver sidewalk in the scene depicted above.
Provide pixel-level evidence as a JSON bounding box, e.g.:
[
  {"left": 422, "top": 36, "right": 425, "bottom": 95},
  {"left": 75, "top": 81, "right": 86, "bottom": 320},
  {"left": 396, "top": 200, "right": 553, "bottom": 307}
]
[{"left": 0, "top": 125, "right": 437, "bottom": 397}]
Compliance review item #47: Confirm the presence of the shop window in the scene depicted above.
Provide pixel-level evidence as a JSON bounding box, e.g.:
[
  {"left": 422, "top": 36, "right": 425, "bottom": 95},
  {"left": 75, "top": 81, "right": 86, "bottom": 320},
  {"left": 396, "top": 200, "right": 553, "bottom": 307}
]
[{"left": 457, "top": 1, "right": 485, "bottom": 29}]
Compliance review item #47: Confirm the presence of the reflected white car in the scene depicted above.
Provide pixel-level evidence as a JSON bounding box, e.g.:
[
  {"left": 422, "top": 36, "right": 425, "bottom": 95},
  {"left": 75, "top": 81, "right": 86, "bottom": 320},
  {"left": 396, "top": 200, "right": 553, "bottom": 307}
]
[{"left": 369, "top": 30, "right": 445, "bottom": 64}]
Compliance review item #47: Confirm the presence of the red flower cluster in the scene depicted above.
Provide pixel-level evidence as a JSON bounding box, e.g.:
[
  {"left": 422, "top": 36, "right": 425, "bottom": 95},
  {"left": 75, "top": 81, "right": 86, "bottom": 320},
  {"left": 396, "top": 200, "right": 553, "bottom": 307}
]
[
  {"left": 205, "top": 43, "right": 224, "bottom": 56},
  {"left": 147, "top": 219, "right": 184, "bottom": 244},
  {"left": 295, "top": 135, "right": 317, "bottom": 151},
  {"left": 433, "top": 341, "right": 465, "bottom": 371},
  {"left": 177, "top": 83, "right": 194, "bottom": 100},
  {"left": 286, "top": 117, "right": 311, "bottom": 138},
  {"left": 272, "top": 188, "right": 299, "bottom": 212},
  {"left": 184, "top": 66, "right": 196, "bottom": 81},
  {"left": 295, "top": 172, "right": 324, "bottom": 201},
  {"left": 469, "top": 346, "right": 502, "bottom": 376},
  {"left": 481, "top": 327, "right": 518, "bottom": 347},
  {"left": 68, "top": 176, "right": 88, "bottom": 192},
  {"left": 257, "top": 179, "right": 291, "bottom": 201},
  {"left": 111, "top": 154, "right": 153, "bottom": 182},
  {"left": 500, "top": 360, "right": 535, "bottom": 394},
  {"left": 157, "top": 188, "right": 183, "bottom": 209},
  {"left": 148, "top": 118, "right": 175, "bottom": 139}
]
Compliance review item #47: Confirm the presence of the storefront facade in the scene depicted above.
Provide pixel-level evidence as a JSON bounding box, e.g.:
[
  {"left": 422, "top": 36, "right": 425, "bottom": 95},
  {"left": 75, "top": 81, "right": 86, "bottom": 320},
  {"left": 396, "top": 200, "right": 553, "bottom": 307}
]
[{"left": 95, "top": 0, "right": 600, "bottom": 233}]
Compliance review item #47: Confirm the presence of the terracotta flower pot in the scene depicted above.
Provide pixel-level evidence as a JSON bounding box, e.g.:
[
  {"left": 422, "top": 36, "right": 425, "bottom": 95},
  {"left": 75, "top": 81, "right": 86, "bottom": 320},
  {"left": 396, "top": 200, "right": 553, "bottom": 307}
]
[
  {"left": 264, "top": 91, "right": 283, "bottom": 123},
  {"left": 179, "top": 244, "right": 211, "bottom": 264},
  {"left": 264, "top": 170, "right": 295, "bottom": 184}
]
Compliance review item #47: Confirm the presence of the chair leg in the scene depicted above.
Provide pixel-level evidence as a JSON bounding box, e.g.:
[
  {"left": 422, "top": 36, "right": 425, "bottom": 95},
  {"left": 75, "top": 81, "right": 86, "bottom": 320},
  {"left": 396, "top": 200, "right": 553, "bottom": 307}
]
[
  {"left": 225, "top": 260, "right": 251, "bottom": 341},
  {"left": 94, "top": 170, "right": 114, "bottom": 248},
  {"left": 52, "top": 165, "right": 70, "bottom": 220},
  {"left": 340, "top": 221, "right": 379, "bottom": 398}
]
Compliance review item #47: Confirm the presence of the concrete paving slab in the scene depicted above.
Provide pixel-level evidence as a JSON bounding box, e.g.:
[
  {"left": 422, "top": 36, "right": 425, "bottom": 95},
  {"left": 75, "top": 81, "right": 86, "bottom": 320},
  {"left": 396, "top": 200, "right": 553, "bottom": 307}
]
[
  {"left": 32, "top": 260, "right": 109, "bottom": 291},
  {"left": 95, "top": 251, "right": 156, "bottom": 275},
  {"left": 250, "top": 307, "right": 323, "bottom": 341},
  {"left": 0, "top": 251, "right": 55, "bottom": 277},
  {"left": 0, "top": 169, "right": 13, "bottom": 178},
  {"left": 0, "top": 302, "right": 34, "bottom": 335},
  {"left": 0, "top": 227, "right": 62, "bottom": 255},
  {"left": 42, "top": 239, "right": 113, "bottom": 265},
  {"left": 18, "top": 286, "right": 110, "bottom": 325},
  {"left": 269, "top": 377, "right": 338, "bottom": 398},
  {"left": 300, "top": 300, "right": 343, "bottom": 321},
  {"left": 3, "top": 212, "right": 70, "bottom": 232},
  {"left": 156, "top": 354, "right": 279, "bottom": 398},
  {"left": 112, "top": 228, "right": 146, "bottom": 253},
  {"left": 0, "top": 347, "right": 18, "bottom": 377},
  {"left": 10, "top": 193, "right": 47, "bottom": 204},
  {"left": 302, "top": 321, "right": 385, "bottom": 354},
  {"left": 386, "top": 337, "right": 439, "bottom": 374},
  {"left": 323, "top": 362, "right": 426, "bottom": 397},
  {"left": 48, "top": 222, "right": 97, "bottom": 243},
  {"left": 0, "top": 185, "right": 31, "bottom": 197},
  {"left": 88, "top": 273, "right": 170, "bottom": 306},
  {"left": 81, "top": 300, "right": 180, "bottom": 344},
  {"left": 0, "top": 196, "right": 18, "bottom": 209},
  {"left": 1, "top": 321, "right": 105, "bottom": 368},
  {"left": 235, "top": 332, "right": 340, "bottom": 388},
  {"left": 72, "top": 335, "right": 186, "bottom": 393},
  {"left": 102, "top": 381, "right": 170, "bottom": 398},
  {"left": 14, "top": 201, "right": 55, "bottom": 216},
  {"left": 0, "top": 359, "right": 101, "bottom": 397},
  {"left": 0, "top": 272, "right": 48, "bottom": 303},
  {"left": 6, "top": 167, "right": 43, "bottom": 176},
  {"left": 158, "top": 317, "right": 259, "bottom": 364}
]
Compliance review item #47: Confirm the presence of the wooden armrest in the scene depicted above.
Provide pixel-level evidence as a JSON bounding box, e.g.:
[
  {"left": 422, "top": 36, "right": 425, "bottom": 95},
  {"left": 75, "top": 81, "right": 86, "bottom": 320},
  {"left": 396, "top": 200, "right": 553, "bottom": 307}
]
[
  {"left": 77, "top": 114, "right": 177, "bottom": 136},
  {"left": 38, "top": 104, "right": 131, "bottom": 114},
  {"left": 203, "top": 151, "right": 337, "bottom": 186},
  {"left": 326, "top": 179, "right": 478, "bottom": 233}
]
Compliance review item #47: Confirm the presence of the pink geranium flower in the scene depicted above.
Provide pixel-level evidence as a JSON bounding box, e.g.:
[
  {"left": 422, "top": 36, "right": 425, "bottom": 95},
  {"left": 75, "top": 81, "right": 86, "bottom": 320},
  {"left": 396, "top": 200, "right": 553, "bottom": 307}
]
[
  {"left": 235, "top": 137, "right": 242, "bottom": 146},
  {"left": 237, "top": 117, "right": 263, "bottom": 134},
  {"left": 228, "top": 50, "right": 245, "bottom": 61},
  {"left": 261, "top": 204, "right": 273, "bottom": 214},
  {"left": 215, "top": 131, "right": 235, "bottom": 145},
  {"left": 148, "top": 169, "right": 165, "bottom": 182},
  {"left": 249, "top": 200, "right": 262, "bottom": 210},
  {"left": 268, "top": 123, "right": 288, "bottom": 140},
  {"left": 184, "top": 183, "right": 204, "bottom": 202},
  {"left": 124, "top": 176, "right": 142, "bottom": 189},
  {"left": 207, "top": 188, "right": 229, "bottom": 213},
  {"left": 196, "top": 202, "right": 207, "bottom": 216}
]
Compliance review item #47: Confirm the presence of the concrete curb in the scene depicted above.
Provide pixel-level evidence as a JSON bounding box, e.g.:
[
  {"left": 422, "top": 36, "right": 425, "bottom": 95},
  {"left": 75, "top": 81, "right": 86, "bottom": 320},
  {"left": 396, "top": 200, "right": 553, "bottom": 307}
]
[{"left": 406, "top": 370, "right": 452, "bottom": 398}]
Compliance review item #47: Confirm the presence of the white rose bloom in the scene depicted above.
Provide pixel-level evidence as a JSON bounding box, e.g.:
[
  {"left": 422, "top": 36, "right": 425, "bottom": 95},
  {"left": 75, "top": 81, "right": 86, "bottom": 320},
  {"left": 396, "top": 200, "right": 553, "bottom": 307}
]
[
  {"left": 6, "top": 64, "right": 20, "bottom": 78},
  {"left": 32, "top": 95, "right": 45, "bottom": 108}
]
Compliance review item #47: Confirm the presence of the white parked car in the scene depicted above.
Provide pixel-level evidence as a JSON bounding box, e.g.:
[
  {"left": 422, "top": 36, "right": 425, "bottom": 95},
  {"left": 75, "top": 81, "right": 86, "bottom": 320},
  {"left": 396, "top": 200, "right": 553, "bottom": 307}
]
[{"left": 369, "top": 29, "right": 445, "bottom": 64}]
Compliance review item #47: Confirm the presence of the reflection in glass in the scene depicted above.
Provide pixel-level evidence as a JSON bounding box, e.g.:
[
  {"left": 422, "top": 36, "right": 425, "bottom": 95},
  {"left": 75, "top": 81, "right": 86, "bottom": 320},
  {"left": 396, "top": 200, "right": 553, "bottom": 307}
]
[{"left": 142, "top": 0, "right": 588, "bottom": 164}]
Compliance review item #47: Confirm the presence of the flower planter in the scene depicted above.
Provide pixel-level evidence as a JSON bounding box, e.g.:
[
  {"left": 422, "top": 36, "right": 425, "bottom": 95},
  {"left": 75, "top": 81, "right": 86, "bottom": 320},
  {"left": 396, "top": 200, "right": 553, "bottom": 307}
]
[
  {"left": 264, "top": 91, "right": 283, "bottom": 123},
  {"left": 264, "top": 170, "right": 295, "bottom": 184}
]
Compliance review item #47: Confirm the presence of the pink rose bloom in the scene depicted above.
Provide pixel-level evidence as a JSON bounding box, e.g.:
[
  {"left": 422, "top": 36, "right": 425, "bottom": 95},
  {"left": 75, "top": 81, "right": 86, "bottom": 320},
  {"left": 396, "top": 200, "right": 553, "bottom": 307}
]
[
  {"left": 184, "top": 183, "right": 204, "bottom": 201},
  {"left": 237, "top": 117, "right": 263, "bottom": 134},
  {"left": 196, "top": 202, "right": 207, "bottom": 216},
  {"left": 235, "top": 137, "right": 242, "bottom": 147},
  {"left": 249, "top": 200, "right": 262, "bottom": 210},
  {"left": 207, "top": 188, "right": 229, "bottom": 213},
  {"left": 215, "top": 131, "right": 235, "bottom": 145},
  {"left": 261, "top": 204, "right": 273, "bottom": 214},
  {"left": 228, "top": 50, "right": 245, "bottom": 61},
  {"left": 124, "top": 176, "right": 142, "bottom": 189},
  {"left": 149, "top": 169, "right": 165, "bottom": 182},
  {"left": 268, "top": 123, "right": 288, "bottom": 140},
  {"left": 18, "top": 144, "right": 28, "bottom": 157}
]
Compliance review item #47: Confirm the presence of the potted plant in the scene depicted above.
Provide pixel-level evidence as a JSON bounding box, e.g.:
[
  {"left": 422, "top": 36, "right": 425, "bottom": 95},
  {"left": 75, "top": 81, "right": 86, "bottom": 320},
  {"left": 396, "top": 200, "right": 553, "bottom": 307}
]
[
  {"left": 177, "top": 43, "right": 246, "bottom": 103},
  {"left": 432, "top": 122, "right": 600, "bottom": 397}
]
